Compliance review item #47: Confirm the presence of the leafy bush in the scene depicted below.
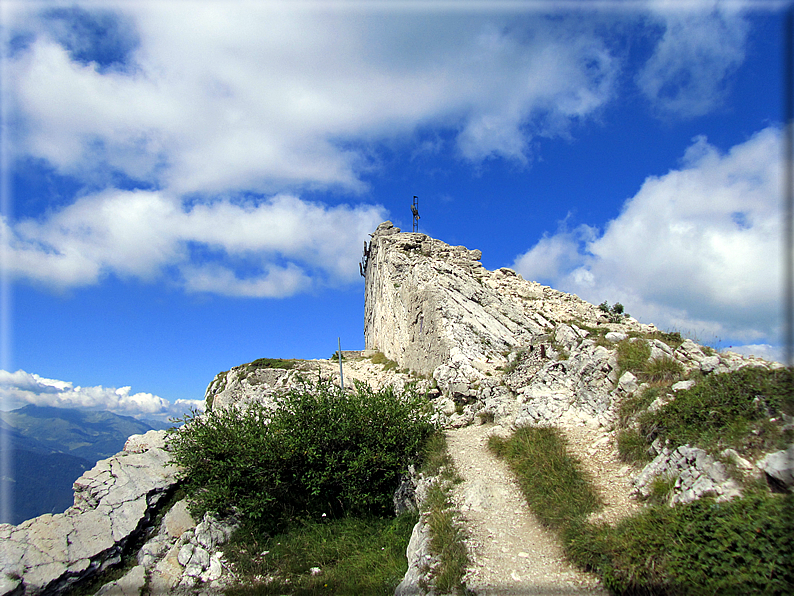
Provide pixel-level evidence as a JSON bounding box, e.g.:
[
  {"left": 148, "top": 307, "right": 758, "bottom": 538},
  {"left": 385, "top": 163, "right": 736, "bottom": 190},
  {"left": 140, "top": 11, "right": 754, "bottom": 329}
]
[
  {"left": 167, "top": 380, "right": 436, "bottom": 531},
  {"left": 599, "top": 301, "right": 630, "bottom": 323},
  {"left": 566, "top": 492, "right": 794, "bottom": 595}
]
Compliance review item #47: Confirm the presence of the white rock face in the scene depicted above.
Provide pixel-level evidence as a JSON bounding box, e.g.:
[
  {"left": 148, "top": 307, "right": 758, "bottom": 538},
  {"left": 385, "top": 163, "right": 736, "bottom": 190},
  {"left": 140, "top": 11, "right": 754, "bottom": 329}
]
[
  {"left": 634, "top": 445, "right": 742, "bottom": 505},
  {"left": 363, "top": 221, "right": 649, "bottom": 395},
  {"left": 0, "top": 430, "right": 179, "bottom": 596}
]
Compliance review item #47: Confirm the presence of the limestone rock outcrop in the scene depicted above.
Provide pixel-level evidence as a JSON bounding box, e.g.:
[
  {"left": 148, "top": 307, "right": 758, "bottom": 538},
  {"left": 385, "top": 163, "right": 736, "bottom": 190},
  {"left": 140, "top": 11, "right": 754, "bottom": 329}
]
[
  {"left": 0, "top": 431, "right": 179, "bottom": 596},
  {"left": 363, "top": 222, "right": 649, "bottom": 397},
  {"left": 3, "top": 222, "right": 786, "bottom": 596},
  {"left": 633, "top": 445, "right": 743, "bottom": 505}
]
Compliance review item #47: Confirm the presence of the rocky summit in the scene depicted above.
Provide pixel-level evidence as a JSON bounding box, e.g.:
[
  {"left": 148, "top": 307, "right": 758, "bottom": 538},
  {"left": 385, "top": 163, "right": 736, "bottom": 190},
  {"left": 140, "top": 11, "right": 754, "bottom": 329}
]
[{"left": 1, "top": 222, "right": 788, "bottom": 596}]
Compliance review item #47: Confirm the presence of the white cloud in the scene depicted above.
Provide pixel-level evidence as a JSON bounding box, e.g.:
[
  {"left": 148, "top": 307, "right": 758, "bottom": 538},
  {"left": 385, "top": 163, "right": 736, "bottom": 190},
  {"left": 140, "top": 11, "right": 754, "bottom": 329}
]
[
  {"left": 0, "top": 368, "right": 199, "bottom": 419},
  {"left": 3, "top": 191, "right": 385, "bottom": 295},
  {"left": 3, "top": 3, "right": 758, "bottom": 295},
  {"left": 513, "top": 221, "right": 597, "bottom": 283},
  {"left": 729, "top": 344, "right": 784, "bottom": 365},
  {"left": 6, "top": 5, "right": 620, "bottom": 193},
  {"left": 513, "top": 126, "right": 783, "bottom": 344},
  {"left": 637, "top": 2, "right": 749, "bottom": 117}
]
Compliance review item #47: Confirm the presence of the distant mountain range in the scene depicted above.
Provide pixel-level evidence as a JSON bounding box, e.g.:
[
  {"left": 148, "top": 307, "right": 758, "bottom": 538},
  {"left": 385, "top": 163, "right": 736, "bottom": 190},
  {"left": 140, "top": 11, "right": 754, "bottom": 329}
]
[{"left": 0, "top": 405, "right": 173, "bottom": 525}]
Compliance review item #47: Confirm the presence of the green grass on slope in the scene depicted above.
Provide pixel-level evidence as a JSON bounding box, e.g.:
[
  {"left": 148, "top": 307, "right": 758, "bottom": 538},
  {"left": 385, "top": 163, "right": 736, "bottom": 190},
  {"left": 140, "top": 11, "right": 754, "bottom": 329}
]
[
  {"left": 565, "top": 491, "right": 794, "bottom": 595},
  {"left": 488, "top": 426, "right": 602, "bottom": 530},
  {"left": 490, "top": 425, "right": 794, "bottom": 595},
  {"left": 224, "top": 514, "right": 417, "bottom": 596},
  {"left": 420, "top": 432, "right": 471, "bottom": 595}
]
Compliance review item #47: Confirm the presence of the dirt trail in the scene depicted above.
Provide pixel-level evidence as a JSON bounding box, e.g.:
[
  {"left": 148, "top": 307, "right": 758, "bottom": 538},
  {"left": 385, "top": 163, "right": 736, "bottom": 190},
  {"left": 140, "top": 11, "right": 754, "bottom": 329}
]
[
  {"left": 560, "top": 425, "right": 642, "bottom": 525},
  {"left": 446, "top": 424, "right": 607, "bottom": 596}
]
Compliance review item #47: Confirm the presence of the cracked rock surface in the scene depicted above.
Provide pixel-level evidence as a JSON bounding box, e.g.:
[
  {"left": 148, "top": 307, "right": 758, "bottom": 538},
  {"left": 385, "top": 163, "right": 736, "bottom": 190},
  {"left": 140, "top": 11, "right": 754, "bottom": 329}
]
[{"left": 0, "top": 430, "right": 179, "bottom": 596}]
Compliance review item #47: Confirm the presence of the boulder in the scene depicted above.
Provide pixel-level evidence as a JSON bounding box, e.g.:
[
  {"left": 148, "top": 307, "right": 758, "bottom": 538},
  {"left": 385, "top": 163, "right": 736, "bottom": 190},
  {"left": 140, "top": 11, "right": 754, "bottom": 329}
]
[{"left": 758, "top": 445, "right": 794, "bottom": 491}]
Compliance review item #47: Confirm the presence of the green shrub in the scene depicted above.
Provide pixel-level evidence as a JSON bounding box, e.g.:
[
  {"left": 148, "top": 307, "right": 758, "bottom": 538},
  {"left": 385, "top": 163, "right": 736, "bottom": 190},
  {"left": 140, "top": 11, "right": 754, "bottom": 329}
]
[
  {"left": 652, "top": 367, "right": 793, "bottom": 454},
  {"left": 599, "top": 301, "right": 630, "bottom": 323},
  {"left": 167, "top": 380, "right": 436, "bottom": 531},
  {"left": 566, "top": 492, "right": 794, "bottom": 595},
  {"left": 488, "top": 427, "right": 601, "bottom": 530}
]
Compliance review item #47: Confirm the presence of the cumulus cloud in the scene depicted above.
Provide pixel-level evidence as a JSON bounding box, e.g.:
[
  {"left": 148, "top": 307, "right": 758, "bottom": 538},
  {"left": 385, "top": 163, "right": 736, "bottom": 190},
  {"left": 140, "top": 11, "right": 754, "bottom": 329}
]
[
  {"left": 3, "top": 3, "right": 757, "bottom": 294},
  {"left": 513, "top": 126, "right": 782, "bottom": 344},
  {"left": 3, "top": 191, "right": 385, "bottom": 294},
  {"left": 0, "top": 369, "right": 201, "bottom": 419},
  {"left": 637, "top": 1, "right": 749, "bottom": 117},
  {"left": 5, "top": 5, "right": 620, "bottom": 193},
  {"left": 729, "top": 344, "right": 784, "bottom": 364}
]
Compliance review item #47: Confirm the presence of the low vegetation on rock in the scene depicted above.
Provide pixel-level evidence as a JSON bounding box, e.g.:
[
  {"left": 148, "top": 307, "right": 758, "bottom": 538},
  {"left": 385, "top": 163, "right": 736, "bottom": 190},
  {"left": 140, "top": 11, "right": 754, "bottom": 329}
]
[
  {"left": 419, "top": 433, "right": 471, "bottom": 595},
  {"left": 224, "top": 514, "right": 418, "bottom": 596},
  {"left": 492, "top": 366, "right": 794, "bottom": 595},
  {"left": 618, "top": 367, "right": 794, "bottom": 464},
  {"left": 167, "top": 380, "right": 437, "bottom": 594},
  {"left": 169, "top": 380, "right": 435, "bottom": 528}
]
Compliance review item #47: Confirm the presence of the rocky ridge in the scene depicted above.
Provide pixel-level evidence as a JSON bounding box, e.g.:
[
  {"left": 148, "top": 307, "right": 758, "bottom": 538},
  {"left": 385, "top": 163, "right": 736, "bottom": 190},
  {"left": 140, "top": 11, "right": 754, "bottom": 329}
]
[
  {"left": 1, "top": 432, "right": 179, "bottom": 596},
  {"left": 2, "top": 222, "right": 789, "bottom": 596}
]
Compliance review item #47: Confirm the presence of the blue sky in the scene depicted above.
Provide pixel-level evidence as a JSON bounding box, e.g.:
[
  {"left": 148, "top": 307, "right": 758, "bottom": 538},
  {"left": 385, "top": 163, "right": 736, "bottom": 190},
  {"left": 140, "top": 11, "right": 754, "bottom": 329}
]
[{"left": 0, "top": 0, "right": 789, "bottom": 420}]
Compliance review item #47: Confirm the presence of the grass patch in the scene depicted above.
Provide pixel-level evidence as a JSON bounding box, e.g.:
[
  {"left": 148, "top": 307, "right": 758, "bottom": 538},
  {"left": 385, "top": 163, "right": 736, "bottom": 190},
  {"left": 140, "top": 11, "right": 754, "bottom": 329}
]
[
  {"left": 648, "top": 366, "right": 793, "bottom": 456},
  {"left": 491, "top": 425, "right": 794, "bottom": 594},
  {"left": 420, "top": 433, "right": 470, "bottom": 595},
  {"left": 617, "top": 387, "right": 659, "bottom": 426},
  {"left": 616, "top": 338, "right": 651, "bottom": 376},
  {"left": 565, "top": 491, "right": 794, "bottom": 595},
  {"left": 224, "top": 514, "right": 418, "bottom": 596},
  {"left": 643, "top": 356, "right": 684, "bottom": 383},
  {"left": 616, "top": 428, "right": 653, "bottom": 464},
  {"left": 645, "top": 330, "right": 685, "bottom": 350},
  {"left": 370, "top": 352, "right": 399, "bottom": 371},
  {"left": 488, "top": 427, "right": 601, "bottom": 529},
  {"left": 246, "top": 358, "right": 296, "bottom": 372}
]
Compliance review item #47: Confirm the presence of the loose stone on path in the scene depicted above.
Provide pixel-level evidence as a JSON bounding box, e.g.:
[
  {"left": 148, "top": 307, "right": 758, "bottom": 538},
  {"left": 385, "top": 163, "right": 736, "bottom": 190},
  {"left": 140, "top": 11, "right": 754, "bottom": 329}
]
[{"left": 446, "top": 424, "right": 606, "bottom": 596}]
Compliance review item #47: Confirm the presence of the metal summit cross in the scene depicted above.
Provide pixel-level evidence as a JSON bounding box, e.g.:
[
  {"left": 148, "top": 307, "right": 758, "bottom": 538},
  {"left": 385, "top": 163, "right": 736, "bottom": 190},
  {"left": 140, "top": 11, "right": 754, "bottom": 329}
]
[{"left": 411, "top": 195, "right": 420, "bottom": 232}]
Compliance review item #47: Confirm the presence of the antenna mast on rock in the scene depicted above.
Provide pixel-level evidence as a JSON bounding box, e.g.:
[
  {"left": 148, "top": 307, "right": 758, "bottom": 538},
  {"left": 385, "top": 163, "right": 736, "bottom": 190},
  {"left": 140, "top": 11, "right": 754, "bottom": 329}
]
[{"left": 411, "top": 195, "right": 420, "bottom": 232}]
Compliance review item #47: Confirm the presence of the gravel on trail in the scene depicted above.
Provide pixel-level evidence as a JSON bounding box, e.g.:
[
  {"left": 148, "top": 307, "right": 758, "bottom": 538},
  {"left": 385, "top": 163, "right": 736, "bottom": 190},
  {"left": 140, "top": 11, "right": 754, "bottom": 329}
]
[{"left": 446, "top": 424, "right": 608, "bottom": 596}]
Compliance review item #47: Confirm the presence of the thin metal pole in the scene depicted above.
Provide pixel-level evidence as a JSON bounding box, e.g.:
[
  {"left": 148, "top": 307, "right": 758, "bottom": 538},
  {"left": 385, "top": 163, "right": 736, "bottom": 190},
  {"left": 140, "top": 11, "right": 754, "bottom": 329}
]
[
  {"left": 785, "top": 8, "right": 794, "bottom": 369},
  {"left": 338, "top": 337, "right": 344, "bottom": 391}
]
